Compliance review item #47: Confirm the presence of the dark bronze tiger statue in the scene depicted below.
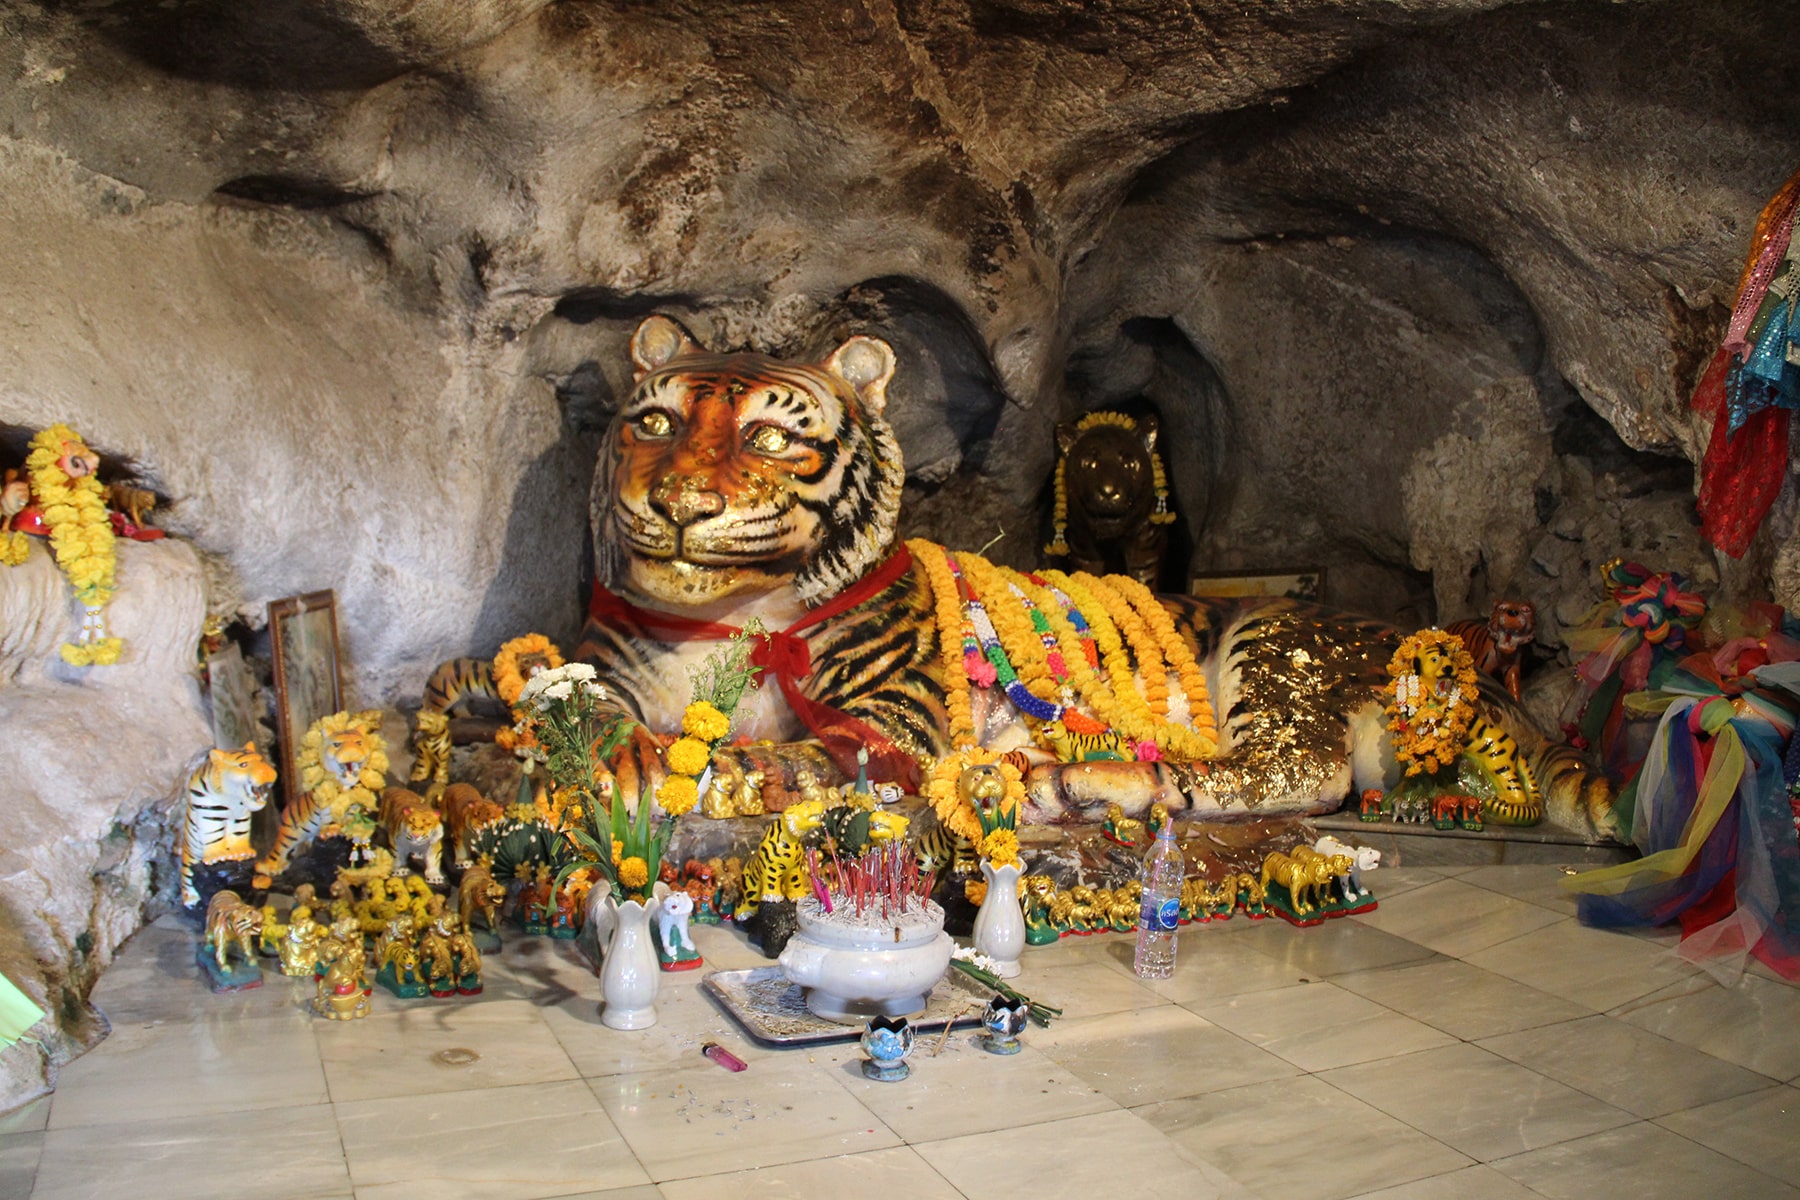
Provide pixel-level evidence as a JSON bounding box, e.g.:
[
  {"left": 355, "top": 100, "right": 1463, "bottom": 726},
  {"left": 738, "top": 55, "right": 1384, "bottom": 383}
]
[{"left": 575, "top": 315, "right": 1616, "bottom": 838}]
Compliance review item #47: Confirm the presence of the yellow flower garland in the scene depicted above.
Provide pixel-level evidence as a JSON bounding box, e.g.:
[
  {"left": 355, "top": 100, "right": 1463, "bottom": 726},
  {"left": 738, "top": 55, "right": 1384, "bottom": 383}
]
[
  {"left": 1043, "top": 569, "right": 1214, "bottom": 761},
  {"left": 910, "top": 539, "right": 977, "bottom": 747},
  {"left": 663, "top": 701, "right": 729, "bottom": 816},
  {"left": 960, "top": 553, "right": 1058, "bottom": 703},
  {"left": 21, "top": 425, "right": 122, "bottom": 664},
  {"left": 1385, "top": 629, "right": 1479, "bottom": 776},
  {"left": 1110, "top": 573, "right": 1217, "bottom": 748},
  {"left": 1071, "top": 571, "right": 1170, "bottom": 717}
]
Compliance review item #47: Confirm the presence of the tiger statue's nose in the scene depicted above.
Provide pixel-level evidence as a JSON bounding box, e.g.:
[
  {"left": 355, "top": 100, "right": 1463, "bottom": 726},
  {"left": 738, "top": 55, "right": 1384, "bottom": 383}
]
[{"left": 651, "top": 478, "right": 727, "bottom": 527}]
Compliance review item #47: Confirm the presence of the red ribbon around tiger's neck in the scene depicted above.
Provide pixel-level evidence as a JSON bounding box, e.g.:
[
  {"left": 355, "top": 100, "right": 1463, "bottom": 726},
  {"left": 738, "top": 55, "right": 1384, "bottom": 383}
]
[{"left": 587, "top": 544, "right": 920, "bottom": 790}]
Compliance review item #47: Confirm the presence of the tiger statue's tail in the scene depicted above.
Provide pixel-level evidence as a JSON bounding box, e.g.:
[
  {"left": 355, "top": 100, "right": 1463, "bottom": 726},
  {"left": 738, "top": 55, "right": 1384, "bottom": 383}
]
[{"left": 421, "top": 658, "right": 504, "bottom": 717}]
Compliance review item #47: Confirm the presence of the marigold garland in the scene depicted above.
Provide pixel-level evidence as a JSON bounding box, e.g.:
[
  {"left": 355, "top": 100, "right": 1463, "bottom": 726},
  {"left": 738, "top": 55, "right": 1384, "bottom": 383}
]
[
  {"left": 1109, "top": 573, "right": 1218, "bottom": 744},
  {"left": 911, "top": 539, "right": 977, "bottom": 747},
  {"left": 297, "top": 710, "right": 389, "bottom": 821},
  {"left": 1071, "top": 570, "right": 1170, "bottom": 717},
  {"left": 20, "top": 425, "right": 123, "bottom": 665},
  {"left": 1385, "top": 628, "right": 1479, "bottom": 776},
  {"left": 493, "top": 634, "right": 563, "bottom": 704}
]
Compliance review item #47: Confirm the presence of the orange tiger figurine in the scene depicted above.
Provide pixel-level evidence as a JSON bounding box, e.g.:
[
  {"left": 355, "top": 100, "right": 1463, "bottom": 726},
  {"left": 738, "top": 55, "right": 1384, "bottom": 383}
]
[{"left": 1446, "top": 600, "right": 1536, "bottom": 701}]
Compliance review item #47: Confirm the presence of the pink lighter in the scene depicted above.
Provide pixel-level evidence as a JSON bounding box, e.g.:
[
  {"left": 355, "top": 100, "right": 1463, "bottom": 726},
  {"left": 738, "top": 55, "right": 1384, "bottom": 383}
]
[{"left": 701, "top": 1042, "right": 747, "bottom": 1072}]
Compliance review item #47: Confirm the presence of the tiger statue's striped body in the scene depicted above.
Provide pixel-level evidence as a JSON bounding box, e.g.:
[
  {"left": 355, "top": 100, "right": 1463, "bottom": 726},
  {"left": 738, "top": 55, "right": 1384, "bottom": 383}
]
[
  {"left": 379, "top": 787, "right": 446, "bottom": 885},
  {"left": 576, "top": 317, "right": 1616, "bottom": 840},
  {"left": 181, "top": 743, "right": 277, "bottom": 908},
  {"left": 204, "top": 890, "right": 264, "bottom": 972},
  {"left": 258, "top": 711, "right": 388, "bottom": 880}
]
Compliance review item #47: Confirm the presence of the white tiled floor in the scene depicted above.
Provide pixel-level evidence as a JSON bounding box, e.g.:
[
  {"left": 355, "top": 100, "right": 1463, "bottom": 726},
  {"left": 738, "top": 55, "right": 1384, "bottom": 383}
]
[{"left": 9, "top": 864, "right": 1800, "bottom": 1199}]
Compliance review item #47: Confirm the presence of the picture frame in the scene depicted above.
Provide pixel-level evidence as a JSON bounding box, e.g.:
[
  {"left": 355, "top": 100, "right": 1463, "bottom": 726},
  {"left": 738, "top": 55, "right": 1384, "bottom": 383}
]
[
  {"left": 1189, "top": 567, "right": 1325, "bottom": 603},
  {"left": 268, "top": 590, "right": 343, "bottom": 811}
]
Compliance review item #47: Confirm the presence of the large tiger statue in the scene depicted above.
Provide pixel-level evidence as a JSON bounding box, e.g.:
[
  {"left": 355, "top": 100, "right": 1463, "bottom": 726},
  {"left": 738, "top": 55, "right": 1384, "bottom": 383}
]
[
  {"left": 180, "top": 743, "right": 278, "bottom": 908},
  {"left": 574, "top": 316, "right": 1617, "bottom": 839}
]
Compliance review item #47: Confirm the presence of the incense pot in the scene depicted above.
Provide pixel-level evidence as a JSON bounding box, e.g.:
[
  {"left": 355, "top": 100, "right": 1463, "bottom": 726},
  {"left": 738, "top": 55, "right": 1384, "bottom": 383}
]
[{"left": 777, "top": 895, "right": 953, "bottom": 1023}]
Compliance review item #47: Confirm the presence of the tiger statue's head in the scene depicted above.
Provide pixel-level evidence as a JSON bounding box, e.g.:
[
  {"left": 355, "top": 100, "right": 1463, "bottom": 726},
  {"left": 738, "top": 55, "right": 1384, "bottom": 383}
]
[
  {"left": 193, "top": 742, "right": 277, "bottom": 813},
  {"left": 592, "top": 315, "right": 905, "bottom": 609},
  {"left": 1487, "top": 599, "right": 1537, "bottom": 655}
]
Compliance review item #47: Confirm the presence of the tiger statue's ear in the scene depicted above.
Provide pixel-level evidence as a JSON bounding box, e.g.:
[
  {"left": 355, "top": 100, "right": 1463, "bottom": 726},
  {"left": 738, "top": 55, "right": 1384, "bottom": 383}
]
[
  {"left": 630, "top": 315, "right": 702, "bottom": 381},
  {"left": 1055, "top": 421, "right": 1079, "bottom": 456},
  {"left": 823, "top": 335, "right": 896, "bottom": 416},
  {"left": 240, "top": 741, "right": 258, "bottom": 755}
]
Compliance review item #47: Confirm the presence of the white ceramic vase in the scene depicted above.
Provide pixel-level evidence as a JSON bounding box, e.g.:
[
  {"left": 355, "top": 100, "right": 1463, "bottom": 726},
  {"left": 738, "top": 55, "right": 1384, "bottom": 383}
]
[
  {"left": 600, "top": 893, "right": 661, "bottom": 1030},
  {"left": 972, "top": 859, "right": 1025, "bottom": 978}
]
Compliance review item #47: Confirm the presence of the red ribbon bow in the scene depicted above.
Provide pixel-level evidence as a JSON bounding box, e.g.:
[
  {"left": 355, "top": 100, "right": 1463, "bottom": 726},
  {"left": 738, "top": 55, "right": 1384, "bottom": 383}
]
[{"left": 587, "top": 545, "right": 921, "bottom": 790}]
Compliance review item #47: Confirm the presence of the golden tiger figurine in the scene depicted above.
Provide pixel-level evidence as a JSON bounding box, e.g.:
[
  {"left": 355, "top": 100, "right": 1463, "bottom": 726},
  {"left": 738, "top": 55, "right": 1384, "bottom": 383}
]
[{"left": 572, "top": 316, "right": 1613, "bottom": 839}]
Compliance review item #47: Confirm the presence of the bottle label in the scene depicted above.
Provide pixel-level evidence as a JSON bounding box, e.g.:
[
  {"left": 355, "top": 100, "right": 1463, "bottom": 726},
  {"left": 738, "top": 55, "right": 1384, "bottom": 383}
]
[{"left": 1139, "top": 896, "right": 1180, "bottom": 932}]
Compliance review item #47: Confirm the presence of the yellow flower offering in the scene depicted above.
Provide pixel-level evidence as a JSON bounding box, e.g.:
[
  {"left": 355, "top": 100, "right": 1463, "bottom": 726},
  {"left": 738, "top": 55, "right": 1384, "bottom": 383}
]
[
  {"left": 682, "top": 701, "right": 730, "bottom": 743},
  {"left": 618, "top": 856, "right": 649, "bottom": 890},
  {"left": 656, "top": 774, "right": 699, "bottom": 817},
  {"left": 665, "top": 736, "right": 711, "bottom": 777},
  {"left": 981, "top": 828, "right": 1021, "bottom": 867}
]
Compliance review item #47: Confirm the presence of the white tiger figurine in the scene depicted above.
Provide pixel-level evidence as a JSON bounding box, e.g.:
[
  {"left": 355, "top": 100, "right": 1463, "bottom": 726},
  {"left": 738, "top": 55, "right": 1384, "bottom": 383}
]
[
  {"left": 1313, "top": 835, "right": 1381, "bottom": 901},
  {"left": 181, "top": 743, "right": 277, "bottom": 907},
  {"left": 656, "top": 889, "right": 696, "bottom": 958}
]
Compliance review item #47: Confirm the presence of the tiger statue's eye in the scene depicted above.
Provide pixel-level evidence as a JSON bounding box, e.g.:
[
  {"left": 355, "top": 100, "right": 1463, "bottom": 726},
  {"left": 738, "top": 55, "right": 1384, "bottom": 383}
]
[
  {"left": 635, "top": 411, "right": 674, "bottom": 438},
  {"left": 750, "top": 425, "right": 791, "bottom": 454}
]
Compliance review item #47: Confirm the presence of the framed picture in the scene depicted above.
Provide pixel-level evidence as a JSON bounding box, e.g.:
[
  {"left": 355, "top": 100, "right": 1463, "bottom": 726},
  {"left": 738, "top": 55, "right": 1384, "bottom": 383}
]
[
  {"left": 268, "top": 590, "right": 343, "bottom": 811},
  {"left": 1190, "top": 567, "right": 1324, "bottom": 603}
]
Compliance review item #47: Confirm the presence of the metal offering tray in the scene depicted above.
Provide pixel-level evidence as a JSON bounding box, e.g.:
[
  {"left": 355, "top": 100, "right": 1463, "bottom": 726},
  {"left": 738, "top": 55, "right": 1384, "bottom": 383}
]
[{"left": 702, "top": 965, "right": 992, "bottom": 1046}]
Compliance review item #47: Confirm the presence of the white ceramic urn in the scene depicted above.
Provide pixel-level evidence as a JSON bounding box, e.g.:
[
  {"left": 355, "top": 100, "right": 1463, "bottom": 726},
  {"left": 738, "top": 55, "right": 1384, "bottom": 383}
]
[{"left": 778, "top": 896, "right": 953, "bottom": 1023}]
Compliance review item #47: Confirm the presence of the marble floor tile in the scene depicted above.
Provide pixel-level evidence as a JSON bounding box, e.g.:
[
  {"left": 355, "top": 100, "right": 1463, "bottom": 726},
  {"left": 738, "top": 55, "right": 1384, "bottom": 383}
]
[
  {"left": 538, "top": 968, "right": 770, "bottom": 1079},
  {"left": 47, "top": 1004, "right": 327, "bottom": 1128},
  {"left": 1346, "top": 1163, "right": 1545, "bottom": 1199},
  {"left": 1477, "top": 1013, "right": 1772, "bottom": 1118},
  {"left": 656, "top": 1145, "right": 962, "bottom": 1200},
  {"left": 1462, "top": 918, "right": 1699, "bottom": 1011},
  {"left": 590, "top": 1058, "right": 899, "bottom": 1180},
  {"left": 1457, "top": 863, "right": 1584, "bottom": 917},
  {"left": 1488, "top": 1119, "right": 1800, "bottom": 1200},
  {"left": 317, "top": 997, "right": 580, "bottom": 1103},
  {"left": 1109, "top": 925, "right": 1312, "bottom": 1005},
  {"left": 1319, "top": 1042, "right": 1634, "bottom": 1162},
  {"left": 1654, "top": 1083, "right": 1800, "bottom": 1181},
  {"left": 1140, "top": 1075, "right": 1471, "bottom": 1200},
  {"left": 1188, "top": 980, "right": 1456, "bottom": 1072},
  {"left": 919, "top": 1107, "right": 1252, "bottom": 1200},
  {"left": 1030, "top": 1004, "right": 1297, "bottom": 1106},
  {"left": 1228, "top": 915, "right": 1441, "bottom": 979},
  {"left": 1351, "top": 878, "right": 1566, "bottom": 960},
  {"left": 1332, "top": 957, "right": 1591, "bottom": 1040},
  {"left": 1009, "top": 954, "right": 1170, "bottom": 1018},
  {"left": 32, "top": 1101, "right": 350, "bottom": 1200},
  {"left": 336, "top": 1078, "right": 649, "bottom": 1200},
  {"left": 537, "top": 1189, "right": 667, "bottom": 1200},
  {"left": 841, "top": 1034, "right": 1117, "bottom": 1141},
  {"left": 0, "top": 1131, "right": 41, "bottom": 1199},
  {"left": 88, "top": 927, "right": 318, "bottom": 1025},
  {"left": 1358, "top": 866, "right": 1451, "bottom": 900},
  {"left": 1611, "top": 972, "right": 1800, "bottom": 1080}
]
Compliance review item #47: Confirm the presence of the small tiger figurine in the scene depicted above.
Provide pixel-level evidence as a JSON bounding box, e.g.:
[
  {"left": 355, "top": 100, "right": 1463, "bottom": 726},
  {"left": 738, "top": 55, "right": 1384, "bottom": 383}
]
[
  {"left": 379, "top": 786, "right": 445, "bottom": 885},
  {"left": 1038, "top": 718, "right": 1136, "bottom": 763},
  {"left": 204, "top": 890, "right": 264, "bottom": 973},
  {"left": 408, "top": 710, "right": 452, "bottom": 800},
  {"left": 1446, "top": 599, "right": 1537, "bottom": 702},
  {"left": 442, "top": 783, "right": 502, "bottom": 868},
  {"left": 734, "top": 821, "right": 807, "bottom": 922},
  {"left": 457, "top": 862, "right": 506, "bottom": 934},
  {"left": 181, "top": 743, "right": 277, "bottom": 908},
  {"left": 258, "top": 711, "right": 388, "bottom": 880}
]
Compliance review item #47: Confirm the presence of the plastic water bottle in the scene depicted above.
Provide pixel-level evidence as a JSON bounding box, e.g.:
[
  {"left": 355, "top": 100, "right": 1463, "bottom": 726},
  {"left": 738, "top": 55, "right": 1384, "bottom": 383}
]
[{"left": 1133, "top": 822, "right": 1186, "bottom": 979}]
